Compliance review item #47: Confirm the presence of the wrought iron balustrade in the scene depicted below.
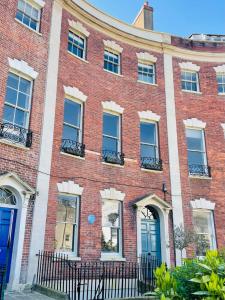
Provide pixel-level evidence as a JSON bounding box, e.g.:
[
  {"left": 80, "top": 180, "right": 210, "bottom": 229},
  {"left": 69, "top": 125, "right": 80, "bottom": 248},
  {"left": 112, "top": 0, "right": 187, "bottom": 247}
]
[
  {"left": 188, "top": 164, "right": 211, "bottom": 177},
  {"left": 0, "top": 122, "right": 32, "bottom": 148},
  {"left": 61, "top": 139, "right": 85, "bottom": 157},
  {"left": 141, "top": 157, "right": 163, "bottom": 171},
  {"left": 102, "top": 150, "right": 125, "bottom": 165}
]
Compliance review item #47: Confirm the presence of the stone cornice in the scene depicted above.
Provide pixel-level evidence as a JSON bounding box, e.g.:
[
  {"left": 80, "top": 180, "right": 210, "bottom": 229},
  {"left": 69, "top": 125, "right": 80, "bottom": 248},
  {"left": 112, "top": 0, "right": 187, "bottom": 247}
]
[
  {"left": 8, "top": 58, "right": 38, "bottom": 79},
  {"left": 68, "top": 19, "right": 90, "bottom": 36},
  {"left": 100, "top": 188, "right": 125, "bottom": 201},
  {"left": 179, "top": 61, "right": 200, "bottom": 72},
  {"left": 183, "top": 118, "right": 206, "bottom": 129},
  {"left": 214, "top": 64, "right": 225, "bottom": 73},
  {"left": 102, "top": 101, "right": 124, "bottom": 114},
  {"left": 64, "top": 86, "right": 87, "bottom": 102},
  {"left": 103, "top": 40, "right": 123, "bottom": 53},
  {"left": 136, "top": 52, "right": 157, "bottom": 63},
  {"left": 57, "top": 180, "right": 84, "bottom": 195},
  {"left": 191, "top": 198, "right": 215, "bottom": 210},
  {"left": 138, "top": 110, "right": 160, "bottom": 122}
]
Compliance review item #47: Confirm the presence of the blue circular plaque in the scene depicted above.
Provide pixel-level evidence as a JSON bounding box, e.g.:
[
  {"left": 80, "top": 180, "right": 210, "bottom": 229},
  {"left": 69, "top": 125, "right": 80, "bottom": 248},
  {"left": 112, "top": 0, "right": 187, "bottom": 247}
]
[{"left": 88, "top": 214, "right": 96, "bottom": 224}]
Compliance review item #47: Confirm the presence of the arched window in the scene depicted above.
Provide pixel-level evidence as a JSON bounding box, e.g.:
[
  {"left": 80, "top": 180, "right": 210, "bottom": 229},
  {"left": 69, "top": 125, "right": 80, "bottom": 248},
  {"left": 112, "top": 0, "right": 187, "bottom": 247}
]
[
  {"left": 0, "top": 188, "right": 16, "bottom": 206},
  {"left": 141, "top": 206, "right": 159, "bottom": 220}
]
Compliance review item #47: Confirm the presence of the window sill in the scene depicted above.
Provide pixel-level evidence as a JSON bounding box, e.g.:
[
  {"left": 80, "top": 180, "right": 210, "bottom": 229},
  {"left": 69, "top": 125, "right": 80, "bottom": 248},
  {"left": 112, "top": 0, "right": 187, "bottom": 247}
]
[
  {"left": 54, "top": 252, "right": 81, "bottom": 261},
  {"left": 137, "top": 80, "right": 158, "bottom": 87},
  {"left": 218, "top": 93, "right": 225, "bottom": 96},
  {"left": 141, "top": 168, "right": 163, "bottom": 174},
  {"left": 14, "top": 18, "right": 42, "bottom": 36},
  {"left": 0, "top": 139, "right": 30, "bottom": 151},
  {"left": 181, "top": 89, "right": 202, "bottom": 95},
  {"left": 103, "top": 69, "right": 123, "bottom": 77},
  {"left": 100, "top": 255, "right": 126, "bottom": 262},
  {"left": 102, "top": 162, "right": 124, "bottom": 168},
  {"left": 67, "top": 51, "right": 89, "bottom": 64},
  {"left": 189, "top": 175, "right": 212, "bottom": 180},
  {"left": 60, "top": 151, "right": 85, "bottom": 160}
]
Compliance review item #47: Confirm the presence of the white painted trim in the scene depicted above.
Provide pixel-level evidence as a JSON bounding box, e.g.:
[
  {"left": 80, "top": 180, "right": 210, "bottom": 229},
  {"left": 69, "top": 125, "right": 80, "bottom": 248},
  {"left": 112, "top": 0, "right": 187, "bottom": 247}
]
[
  {"left": 57, "top": 181, "right": 84, "bottom": 195},
  {"left": 29, "top": 0, "right": 45, "bottom": 8},
  {"left": 102, "top": 101, "right": 124, "bottom": 114},
  {"left": 179, "top": 61, "right": 200, "bottom": 72},
  {"left": 0, "top": 173, "right": 34, "bottom": 290},
  {"left": 136, "top": 52, "right": 157, "bottom": 63},
  {"left": 27, "top": 1, "right": 63, "bottom": 284},
  {"left": 191, "top": 198, "right": 215, "bottom": 210},
  {"left": 164, "top": 53, "right": 184, "bottom": 265},
  {"left": 68, "top": 19, "right": 90, "bottom": 37},
  {"left": 138, "top": 110, "right": 160, "bottom": 122},
  {"left": 214, "top": 64, "right": 225, "bottom": 73},
  {"left": 64, "top": 86, "right": 87, "bottom": 102},
  {"left": 100, "top": 188, "right": 125, "bottom": 201},
  {"left": 103, "top": 40, "right": 123, "bottom": 53},
  {"left": 8, "top": 58, "right": 38, "bottom": 79},
  {"left": 183, "top": 118, "right": 206, "bottom": 129},
  {"left": 221, "top": 123, "right": 225, "bottom": 135},
  {"left": 135, "top": 194, "right": 171, "bottom": 267}
]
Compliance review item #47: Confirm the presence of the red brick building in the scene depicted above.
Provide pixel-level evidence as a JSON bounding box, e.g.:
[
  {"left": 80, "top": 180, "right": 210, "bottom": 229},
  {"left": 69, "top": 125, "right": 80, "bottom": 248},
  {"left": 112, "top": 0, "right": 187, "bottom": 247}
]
[{"left": 0, "top": 0, "right": 225, "bottom": 291}]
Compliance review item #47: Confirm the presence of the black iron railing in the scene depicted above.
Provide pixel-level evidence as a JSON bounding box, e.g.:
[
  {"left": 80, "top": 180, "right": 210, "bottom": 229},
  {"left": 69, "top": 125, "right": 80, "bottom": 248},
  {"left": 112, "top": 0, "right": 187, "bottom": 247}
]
[
  {"left": 102, "top": 150, "right": 125, "bottom": 165},
  {"left": 0, "top": 122, "right": 32, "bottom": 148},
  {"left": 61, "top": 139, "right": 85, "bottom": 158},
  {"left": 141, "top": 157, "right": 163, "bottom": 171},
  {"left": 36, "top": 251, "right": 161, "bottom": 300},
  {"left": 188, "top": 164, "right": 211, "bottom": 177}
]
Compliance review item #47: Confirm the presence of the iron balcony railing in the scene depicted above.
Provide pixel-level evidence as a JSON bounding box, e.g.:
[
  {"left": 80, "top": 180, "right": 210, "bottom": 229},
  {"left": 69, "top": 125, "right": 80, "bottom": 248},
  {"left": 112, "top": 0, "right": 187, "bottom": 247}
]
[
  {"left": 0, "top": 122, "right": 32, "bottom": 148},
  {"left": 102, "top": 150, "right": 125, "bottom": 165},
  {"left": 141, "top": 157, "right": 163, "bottom": 171},
  {"left": 61, "top": 139, "right": 85, "bottom": 157},
  {"left": 188, "top": 164, "right": 211, "bottom": 177}
]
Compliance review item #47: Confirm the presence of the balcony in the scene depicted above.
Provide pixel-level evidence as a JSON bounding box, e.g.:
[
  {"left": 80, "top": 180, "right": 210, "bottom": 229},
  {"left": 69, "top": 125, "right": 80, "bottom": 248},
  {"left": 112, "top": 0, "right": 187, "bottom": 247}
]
[
  {"left": 188, "top": 164, "right": 211, "bottom": 177},
  {"left": 61, "top": 139, "right": 85, "bottom": 158},
  {"left": 102, "top": 150, "right": 125, "bottom": 165},
  {"left": 0, "top": 122, "right": 32, "bottom": 148},
  {"left": 141, "top": 157, "right": 163, "bottom": 171}
]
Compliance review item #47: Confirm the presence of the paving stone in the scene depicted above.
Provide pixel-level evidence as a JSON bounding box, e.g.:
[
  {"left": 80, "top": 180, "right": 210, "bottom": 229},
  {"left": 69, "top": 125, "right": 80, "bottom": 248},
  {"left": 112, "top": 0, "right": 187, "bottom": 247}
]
[{"left": 5, "top": 291, "right": 54, "bottom": 300}]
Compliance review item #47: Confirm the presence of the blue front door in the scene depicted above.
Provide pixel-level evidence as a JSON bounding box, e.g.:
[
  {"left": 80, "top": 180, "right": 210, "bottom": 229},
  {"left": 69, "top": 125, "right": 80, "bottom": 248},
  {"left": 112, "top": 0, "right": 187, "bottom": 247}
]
[
  {"left": 0, "top": 208, "right": 17, "bottom": 283},
  {"left": 141, "top": 206, "right": 161, "bottom": 261}
]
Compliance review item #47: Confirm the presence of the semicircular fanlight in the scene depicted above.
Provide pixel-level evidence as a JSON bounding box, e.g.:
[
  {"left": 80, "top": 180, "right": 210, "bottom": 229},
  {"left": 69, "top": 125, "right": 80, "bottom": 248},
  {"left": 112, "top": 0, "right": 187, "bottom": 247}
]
[{"left": 0, "top": 188, "right": 16, "bottom": 206}]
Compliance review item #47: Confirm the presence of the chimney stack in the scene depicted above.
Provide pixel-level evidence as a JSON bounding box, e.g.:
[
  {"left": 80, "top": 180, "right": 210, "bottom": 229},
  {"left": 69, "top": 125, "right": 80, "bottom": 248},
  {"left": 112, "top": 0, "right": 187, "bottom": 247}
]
[{"left": 133, "top": 1, "right": 154, "bottom": 31}]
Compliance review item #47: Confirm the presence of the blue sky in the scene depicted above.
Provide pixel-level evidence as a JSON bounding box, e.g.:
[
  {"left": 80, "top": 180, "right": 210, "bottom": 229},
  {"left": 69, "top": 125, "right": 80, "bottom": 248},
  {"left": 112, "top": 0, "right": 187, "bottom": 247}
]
[{"left": 87, "top": 0, "right": 225, "bottom": 37}]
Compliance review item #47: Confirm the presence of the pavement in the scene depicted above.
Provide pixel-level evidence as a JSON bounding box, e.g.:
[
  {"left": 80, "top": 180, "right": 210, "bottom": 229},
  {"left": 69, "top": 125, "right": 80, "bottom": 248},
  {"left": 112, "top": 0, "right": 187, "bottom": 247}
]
[{"left": 4, "top": 291, "right": 54, "bottom": 300}]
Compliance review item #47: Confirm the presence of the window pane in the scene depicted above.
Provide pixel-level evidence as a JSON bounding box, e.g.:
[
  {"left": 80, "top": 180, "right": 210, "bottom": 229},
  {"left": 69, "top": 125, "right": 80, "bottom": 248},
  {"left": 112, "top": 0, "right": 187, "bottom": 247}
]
[
  {"left": 5, "top": 88, "right": 17, "bottom": 105},
  {"left": 186, "top": 129, "right": 204, "bottom": 151},
  {"left": 3, "top": 105, "right": 14, "bottom": 123},
  {"left": 55, "top": 223, "right": 75, "bottom": 252},
  {"left": 140, "top": 123, "right": 156, "bottom": 144},
  {"left": 102, "top": 200, "right": 120, "bottom": 227},
  {"left": 56, "top": 198, "right": 77, "bottom": 224},
  {"left": 141, "top": 144, "right": 156, "bottom": 158},
  {"left": 19, "top": 78, "right": 31, "bottom": 94},
  {"left": 193, "top": 212, "right": 210, "bottom": 234},
  {"left": 7, "top": 73, "right": 19, "bottom": 89},
  {"left": 64, "top": 99, "right": 81, "bottom": 128},
  {"left": 102, "top": 136, "right": 118, "bottom": 152},
  {"left": 188, "top": 151, "right": 205, "bottom": 165},
  {"left": 103, "top": 113, "right": 119, "bottom": 137},
  {"left": 18, "top": 0, "right": 25, "bottom": 11},
  {"left": 14, "top": 109, "right": 27, "bottom": 127},
  {"left": 17, "top": 92, "right": 30, "bottom": 109},
  {"left": 63, "top": 125, "right": 79, "bottom": 141},
  {"left": 102, "top": 227, "right": 119, "bottom": 253}
]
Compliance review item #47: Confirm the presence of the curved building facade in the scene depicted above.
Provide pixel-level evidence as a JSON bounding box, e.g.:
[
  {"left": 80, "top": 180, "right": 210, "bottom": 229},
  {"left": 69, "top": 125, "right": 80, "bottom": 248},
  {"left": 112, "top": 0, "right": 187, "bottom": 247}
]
[{"left": 0, "top": 0, "right": 225, "bottom": 290}]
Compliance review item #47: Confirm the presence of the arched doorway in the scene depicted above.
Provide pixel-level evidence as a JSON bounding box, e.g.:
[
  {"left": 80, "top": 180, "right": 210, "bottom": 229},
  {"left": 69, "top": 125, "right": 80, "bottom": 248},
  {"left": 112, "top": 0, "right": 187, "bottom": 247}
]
[
  {"left": 0, "top": 188, "right": 17, "bottom": 282},
  {"left": 141, "top": 206, "right": 161, "bottom": 260}
]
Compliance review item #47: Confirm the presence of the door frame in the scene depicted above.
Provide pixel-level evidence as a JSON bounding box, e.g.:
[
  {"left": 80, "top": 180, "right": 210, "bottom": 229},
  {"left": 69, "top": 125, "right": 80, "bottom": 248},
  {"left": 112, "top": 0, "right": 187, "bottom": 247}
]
[
  {"left": 135, "top": 194, "right": 172, "bottom": 267},
  {"left": 0, "top": 173, "right": 34, "bottom": 290}
]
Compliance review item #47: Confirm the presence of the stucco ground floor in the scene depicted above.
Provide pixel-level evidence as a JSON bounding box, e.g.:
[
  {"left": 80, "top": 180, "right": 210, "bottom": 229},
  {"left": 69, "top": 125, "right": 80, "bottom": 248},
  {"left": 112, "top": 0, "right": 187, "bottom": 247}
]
[{"left": 0, "top": 172, "right": 219, "bottom": 291}]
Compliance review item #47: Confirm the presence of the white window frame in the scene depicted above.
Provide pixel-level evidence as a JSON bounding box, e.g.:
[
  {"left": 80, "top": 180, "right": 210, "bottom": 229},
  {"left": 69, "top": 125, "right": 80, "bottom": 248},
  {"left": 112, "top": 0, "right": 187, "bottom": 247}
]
[
  {"left": 62, "top": 97, "right": 83, "bottom": 144},
  {"left": 216, "top": 73, "right": 225, "bottom": 95},
  {"left": 181, "top": 70, "right": 200, "bottom": 92},
  {"left": 138, "top": 62, "right": 156, "bottom": 84},
  {"left": 104, "top": 49, "right": 121, "bottom": 75},
  {"left": 186, "top": 128, "right": 207, "bottom": 168},
  {"left": 55, "top": 194, "right": 80, "bottom": 257},
  {"left": 101, "top": 198, "right": 123, "bottom": 258},
  {"left": 102, "top": 111, "right": 121, "bottom": 153},
  {"left": 3, "top": 71, "right": 33, "bottom": 130},
  {"left": 68, "top": 30, "right": 87, "bottom": 60},
  {"left": 140, "top": 121, "right": 159, "bottom": 159},
  {"left": 16, "top": 0, "right": 42, "bottom": 32},
  {"left": 193, "top": 209, "right": 217, "bottom": 255}
]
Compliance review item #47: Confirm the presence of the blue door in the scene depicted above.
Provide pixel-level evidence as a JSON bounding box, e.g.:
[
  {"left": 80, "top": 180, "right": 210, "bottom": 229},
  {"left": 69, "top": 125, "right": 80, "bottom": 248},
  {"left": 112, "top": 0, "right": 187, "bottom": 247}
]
[
  {"left": 141, "top": 206, "right": 161, "bottom": 261},
  {"left": 0, "top": 208, "right": 17, "bottom": 283}
]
